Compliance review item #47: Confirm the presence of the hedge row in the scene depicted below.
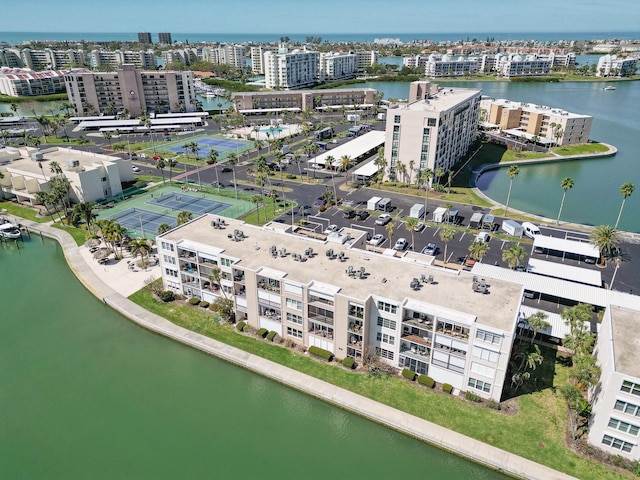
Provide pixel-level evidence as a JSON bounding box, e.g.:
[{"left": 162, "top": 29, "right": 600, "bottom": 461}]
[
  {"left": 443, "top": 383, "right": 454, "bottom": 394},
  {"left": 402, "top": 369, "right": 416, "bottom": 381},
  {"left": 417, "top": 375, "right": 435, "bottom": 388},
  {"left": 236, "top": 321, "right": 247, "bottom": 332},
  {"left": 266, "top": 331, "right": 277, "bottom": 341},
  {"left": 188, "top": 296, "right": 201, "bottom": 305},
  {"left": 199, "top": 301, "right": 210, "bottom": 309},
  {"left": 308, "top": 346, "right": 334, "bottom": 362},
  {"left": 464, "top": 391, "right": 482, "bottom": 402},
  {"left": 257, "top": 328, "right": 268, "bottom": 338},
  {"left": 342, "top": 357, "right": 356, "bottom": 369}
]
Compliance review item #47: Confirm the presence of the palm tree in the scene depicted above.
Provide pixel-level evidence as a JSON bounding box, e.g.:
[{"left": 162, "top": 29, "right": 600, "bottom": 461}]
[
  {"left": 207, "top": 150, "right": 220, "bottom": 192},
  {"left": 556, "top": 177, "right": 574, "bottom": 225},
  {"left": 502, "top": 244, "right": 526, "bottom": 269},
  {"left": 615, "top": 182, "right": 634, "bottom": 229},
  {"left": 156, "top": 157, "right": 166, "bottom": 183},
  {"left": 340, "top": 155, "right": 351, "bottom": 185},
  {"left": 157, "top": 223, "right": 173, "bottom": 235},
  {"left": 226, "top": 152, "right": 238, "bottom": 199},
  {"left": 404, "top": 217, "right": 418, "bottom": 250},
  {"left": 186, "top": 141, "right": 202, "bottom": 187},
  {"left": 166, "top": 158, "right": 177, "bottom": 184},
  {"left": 73, "top": 202, "right": 97, "bottom": 233},
  {"left": 373, "top": 147, "right": 386, "bottom": 187},
  {"left": 446, "top": 169, "right": 454, "bottom": 194},
  {"left": 269, "top": 189, "right": 279, "bottom": 215},
  {"left": 102, "top": 131, "right": 113, "bottom": 148},
  {"left": 408, "top": 160, "right": 415, "bottom": 184},
  {"left": 571, "top": 355, "right": 601, "bottom": 390},
  {"left": 396, "top": 161, "right": 406, "bottom": 184},
  {"left": 468, "top": 240, "right": 490, "bottom": 264},
  {"left": 176, "top": 210, "right": 193, "bottom": 226},
  {"left": 251, "top": 194, "right": 262, "bottom": 222},
  {"left": 420, "top": 168, "right": 434, "bottom": 220},
  {"left": 504, "top": 165, "right": 519, "bottom": 217},
  {"left": 434, "top": 167, "right": 445, "bottom": 187},
  {"left": 385, "top": 220, "right": 395, "bottom": 246},
  {"left": 439, "top": 226, "right": 456, "bottom": 264},
  {"left": 130, "top": 238, "right": 152, "bottom": 266},
  {"left": 589, "top": 225, "right": 620, "bottom": 266},
  {"left": 527, "top": 312, "right": 550, "bottom": 343}
]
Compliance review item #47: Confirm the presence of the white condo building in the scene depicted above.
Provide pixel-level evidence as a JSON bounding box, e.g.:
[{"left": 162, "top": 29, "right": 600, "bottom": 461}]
[
  {"left": 495, "top": 53, "right": 552, "bottom": 78},
  {"left": 157, "top": 215, "right": 523, "bottom": 402},
  {"left": 589, "top": 306, "right": 640, "bottom": 460},
  {"left": 596, "top": 55, "right": 638, "bottom": 77},
  {"left": 201, "top": 44, "right": 246, "bottom": 70},
  {"left": 0, "top": 67, "right": 88, "bottom": 97},
  {"left": 264, "top": 48, "right": 320, "bottom": 90},
  {"left": 383, "top": 81, "right": 481, "bottom": 182},
  {"left": 319, "top": 52, "right": 357, "bottom": 82},
  {"left": 250, "top": 46, "right": 275, "bottom": 75},
  {"left": 423, "top": 54, "right": 480, "bottom": 78},
  {"left": 20, "top": 48, "right": 86, "bottom": 70},
  {"left": 0, "top": 48, "right": 23, "bottom": 68},
  {"left": 89, "top": 49, "right": 156, "bottom": 70},
  {"left": 64, "top": 64, "right": 196, "bottom": 116},
  {"left": 354, "top": 50, "right": 378, "bottom": 72},
  {"left": 0, "top": 146, "right": 133, "bottom": 204}
]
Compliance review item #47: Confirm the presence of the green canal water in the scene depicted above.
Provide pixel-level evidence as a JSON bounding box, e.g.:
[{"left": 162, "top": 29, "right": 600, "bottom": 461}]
[{"left": 0, "top": 237, "right": 510, "bottom": 480}]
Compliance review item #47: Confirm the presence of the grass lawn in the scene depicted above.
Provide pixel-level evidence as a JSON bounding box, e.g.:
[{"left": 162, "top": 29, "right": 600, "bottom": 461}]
[
  {"left": 241, "top": 199, "right": 296, "bottom": 225},
  {"left": 0, "top": 201, "right": 48, "bottom": 223},
  {"left": 373, "top": 184, "right": 493, "bottom": 208},
  {"left": 552, "top": 143, "right": 610, "bottom": 156},
  {"left": 129, "top": 285, "right": 632, "bottom": 480},
  {"left": 501, "top": 150, "right": 550, "bottom": 162},
  {"left": 52, "top": 224, "right": 92, "bottom": 246}
]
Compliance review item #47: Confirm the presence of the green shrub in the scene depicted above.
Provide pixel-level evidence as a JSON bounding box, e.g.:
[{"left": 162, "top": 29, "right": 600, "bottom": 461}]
[
  {"left": 418, "top": 375, "right": 435, "bottom": 388},
  {"left": 488, "top": 400, "right": 501, "bottom": 410},
  {"left": 188, "top": 297, "right": 201, "bottom": 305},
  {"left": 286, "top": 174, "right": 296, "bottom": 179},
  {"left": 236, "top": 321, "right": 246, "bottom": 331},
  {"left": 266, "top": 331, "right": 277, "bottom": 341},
  {"left": 465, "top": 391, "right": 482, "bottom": 403},
  {"left": 199, "top": 301, "right": 210, "bottom": 309},
  {"left": 308, "top": 345, "right": 334, "bottom": 361},
  {"left": 257, "top": 328, "right": 268, "bottom": 338},
  {"left": 159, "top": 290, "right": 175, "bottom": 302},
  {"left": 442, "top": 383, "right": 454, "bottom": 394},
  {"left": 401, "top": 369, "right": 416, "bottom": 381},
  {"left": 342, "top": 357, "right": 356, "bottom": 369}
]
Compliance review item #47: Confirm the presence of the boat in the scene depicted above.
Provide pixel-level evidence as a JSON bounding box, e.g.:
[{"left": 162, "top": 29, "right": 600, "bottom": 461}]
[
  {"left": 604, "top": 85, "right": 616, "bottom": 91},
  {"left": 0, "top": 222, "right": 21, "bottom": 239}
]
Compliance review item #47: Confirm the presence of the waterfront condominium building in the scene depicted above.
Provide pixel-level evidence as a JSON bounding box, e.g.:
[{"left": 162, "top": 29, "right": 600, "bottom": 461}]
[
  {"left": 232, "top": 88, "right": 377, "bottom": 114},
  {"left": 0, "top": 48, "right": 23, "bottom": 68},
  {"left": 479, "top": 97, "right": 593, "bottom": 146},
  {"left": 588, "top": 306, "right": 640, "bottom": 461},
  {"left": 596, "top": 54, "right": 638, "bottom": 77},
  {"left": 354, "top": 50, "right": 378, "bottom": 72},
  {"left": 250, "top": 45, "right": 275, "bottom": 75},
  {"left": 157, "top": 215, "right": 523, "bottom": 402},
  {"left": 319, "top": 51, "right": 357, "bottom": 82},
  {"left": 0, "top": 67, "right": 88, "bottom": 97},
  {"left": 423, "top": 54, "right": 480, "bottom": 78},
  {"left": 264, "top": 48, "right": 320, "bottom": 90},
  {"left": 383, "top": 81, "right": 481, "bottom": 182},
  {"left": 201, "top": 44, "right": 246, "bottom": 71},
  {"left": 162, "top": 49, "right": 198, "bottom": 67},
  {"left": 138, "top": 32, "right": 152, "bottom": 44},
  {"left": 20, "top": 48, "right": 86, "bottom": 70},
  {"left": 495, "top": 53, "right": 552, "bottom": 78},
  {"left": 64, "top": 64, "right": 196, "bottom": 116},
  {"left": 0, "top": 146, "right": 133, "bottom": 204},
  {"left": 89, "top": 49, "right": 157, "bottom": 70},
  {"left": 158, "top": 32, "right": 172, "bottom": 45}
]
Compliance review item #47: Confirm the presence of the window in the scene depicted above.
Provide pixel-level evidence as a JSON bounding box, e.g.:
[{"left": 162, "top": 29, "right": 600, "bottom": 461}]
[
  {"left": 394, "top": 115, "right": 400, "bottom": 123},
  {"left": 427, "top": 118, "right": 436, "bottom": 127},
  {"left": 220, "top": 257, "right": 233, "bottom": 267},
  {"left": 376, "top": 347, "right": 394, "bottom": 360},
  {"left": 376, "top": 332, "right": 395, "bottom": 345},
  {"left": 376, "top": 317, "right": 397, "bottom": 330},
  {"left": 286, "top": 312, "right": 303, "bottom": 325},
  {"left": 468, "top": 377, "right": 491, "bottom": 393},
  {"left": 286, "top": 298, "right": 303, "bottom": 311},
  {"left": 475, "top": 329, "right": 502, "bottom": 346},
  {"left": 614, "top": 400, "right": 640, "bottom": 417},
  {"left": 377, "top": 301, "right": 397, "bottom": 315},
  {"left": 472, "top": 345, "right": 500, "bottom": 363},
  {"left": 164, "top": 268, "right": 178, "bottom": 278},
  {"left": 608, "top": 418, "right": 640, "bottom": 436},
  {"left": 621, "top": 381, "right": 640, "bottom": 397},
  {"left": 163, "top": 255, "right": 176, "bottom": 265},
  {"left": 602, "top": 435, "right": 634, "bottom": 454},
  {"left": 287, "top": 327, "right": 303, "bottom": 339},
  {"left": 161, "top": 241, "right": 174, "bottom": 252}
]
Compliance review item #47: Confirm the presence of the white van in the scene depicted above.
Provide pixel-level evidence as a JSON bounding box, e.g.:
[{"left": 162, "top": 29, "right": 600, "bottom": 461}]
[{"left": 522, "top": 222, "right": 541, "bottom": 239}]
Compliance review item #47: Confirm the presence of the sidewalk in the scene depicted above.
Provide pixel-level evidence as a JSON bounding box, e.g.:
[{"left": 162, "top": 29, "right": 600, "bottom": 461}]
[{"left": 22, "top": 218, "right": 577, "bottom": 480}]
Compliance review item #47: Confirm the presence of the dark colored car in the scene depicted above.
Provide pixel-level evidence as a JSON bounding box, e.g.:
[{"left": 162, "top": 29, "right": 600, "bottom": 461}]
[
  {"left": 356, "top": 210, "right": 369, "bottom": 220},
  {"left": 221, "top": 167, "right": 233, "bottom": 173},
  {"left": 343, "top": 209, "right": 356, "bottom": 219}
]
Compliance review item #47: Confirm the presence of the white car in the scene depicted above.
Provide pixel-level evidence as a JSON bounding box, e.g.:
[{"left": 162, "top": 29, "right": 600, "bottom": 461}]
[
  {"left": 132, "top": 165, "right": 141, "bottom": 172},
  {"left": 324, "top": 224, "right": 339, "bottom": 234},
  {"left": 393, "top": 238, "right": 408, "bottom": 250},
  {"left": 368, "top": 234, "right": 385, "bottom": 246},
  {"left": 375, "top": 214, "right": 392, "bottom": 225}
]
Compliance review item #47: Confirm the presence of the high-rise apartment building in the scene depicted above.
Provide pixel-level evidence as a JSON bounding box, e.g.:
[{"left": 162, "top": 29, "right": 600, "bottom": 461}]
[
  {"left": 319, "top": 52, "right": 357, "bottom": 82},
  {"left": 89, "top": 49, "right": 156, "bottom": 70},
  {"left": 264, "top": 48, "right": 320, "bottom": 90},
  {"left": 138, "top": 32, "right": 152, "bottom": 44},
  {"left": 158, "top": 32, "right": 172, "bottom": 45}
]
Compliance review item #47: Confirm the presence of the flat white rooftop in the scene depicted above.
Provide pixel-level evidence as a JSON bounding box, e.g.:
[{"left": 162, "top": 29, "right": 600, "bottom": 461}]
[
  {"left": 533, "top": 235, "right": 599, "bottom": 258},
  {"left": 309, "top": 131, "right": 385, "bottom": 168},
  {"left": 161, "top": 215, "right": 524, "bottom": 331},
  {"left": 483, "top": 98, "right": 590, "bottom": 119},
  {"left": 402, "top": 86, "right": 481, "bottom": 112},
  {"left": 610, "top": 305, "right": 640, "bottom": 378},
  {"left": 527, "top": 258, "right": 602, "bottom": 287}
]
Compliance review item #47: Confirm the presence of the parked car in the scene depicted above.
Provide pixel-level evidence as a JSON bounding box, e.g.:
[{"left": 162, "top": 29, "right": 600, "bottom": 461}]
[
  {"left": 393, "top": 238, "right": 408, "bottom": 250},
  {"left": 422, "top": 243, "right": 438, "bottom": 256},
  {"left": 474, "top": 232, "right": 491, "bottom": 243},
  {"left": 368, "top": 234, "right": 385, "bottom": 246},
  {"left": 315, "top": 198, "right": 327, "bottom": 206},
  {"left": 342, "top": 209, "right": 356, "bottom": 219},
  {"left": 375, "top": 214, "right": 392, "bottom": 225},
  {"left": 356, "top": 210, "right": 369, "bottom": 220},
  {"left": 464, "top": 255, "right": 478, "bottom": 268},
  {"left": 412, "top": 222, "right": 426, "bottom": 232},
  {"left": 221, "top": 167, "right": 233, "bottom": 173},
  {"left": 324, "top": 224, "right": 339, "bottom": 234},
  {"left": 132, "top": 165, "right": 141, "bottom": 172}
]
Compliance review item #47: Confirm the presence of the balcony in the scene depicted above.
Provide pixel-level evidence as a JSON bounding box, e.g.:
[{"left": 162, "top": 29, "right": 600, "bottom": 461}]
[
  {"left": 435, "top": 322, "right": 469, "bottom": 340},
  {"left": 401, "top": 334, "right": 431, "bottom": 348},
  {"left": 433, "top": 342, "right": 467, "bottom": 358},
  {"left": 257, "top": 279, "right": 280, "bottom": 294},
  {"left": 348, "top": 322, "right": 363, "bottom": 334}
]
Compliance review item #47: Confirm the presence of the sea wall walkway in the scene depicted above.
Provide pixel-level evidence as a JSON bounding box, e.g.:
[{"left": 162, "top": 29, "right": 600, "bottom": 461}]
[{"left": 22, "top": 219, "right": 577, "bottom": 480}]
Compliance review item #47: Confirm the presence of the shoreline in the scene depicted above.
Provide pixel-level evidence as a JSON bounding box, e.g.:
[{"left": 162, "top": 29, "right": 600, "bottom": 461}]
[{"left": 14, "top": 218, "right": 576, "bottom": 480}]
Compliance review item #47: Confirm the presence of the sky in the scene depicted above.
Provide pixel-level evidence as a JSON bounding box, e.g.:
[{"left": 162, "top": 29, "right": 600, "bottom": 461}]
[{"left": 2, "top": 0, "right": 639, "bottom": 34}]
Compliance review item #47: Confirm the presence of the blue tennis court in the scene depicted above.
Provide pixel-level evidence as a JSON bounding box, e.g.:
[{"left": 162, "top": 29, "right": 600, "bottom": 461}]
[
  {"left": 159, "top": 136, "right": 252, "bottom": 157},
  {"left": 106, "top": 207, "right": 176, "bottom": 238},
  {"left": 147, "top": 192, "right": 231, "bottom": 215}
]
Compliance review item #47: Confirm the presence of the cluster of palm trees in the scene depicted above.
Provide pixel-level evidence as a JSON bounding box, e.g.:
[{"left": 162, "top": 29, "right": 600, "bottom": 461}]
[{"left": 34, "top": 161, "right": 72, "bottom": 221}]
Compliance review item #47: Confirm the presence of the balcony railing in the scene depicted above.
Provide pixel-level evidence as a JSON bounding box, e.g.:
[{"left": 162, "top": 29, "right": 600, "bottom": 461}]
[
  {"left": 257, "top": 280, "right": 280, "bottom": 294},
  {"left": 308, "top": 313, "right": 334, "bottom": 326},
  {"left": 348, "top": 323, "right": 363, "bottom": 334}
]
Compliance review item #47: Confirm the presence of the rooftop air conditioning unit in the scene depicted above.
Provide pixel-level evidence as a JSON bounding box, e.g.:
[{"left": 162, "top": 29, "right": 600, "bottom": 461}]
[
  {"left": 31, "top": 152, "right": 44, "bottom": 162},
  {"left": 66, "top": 159, "right": 80, "bottom": 168}
]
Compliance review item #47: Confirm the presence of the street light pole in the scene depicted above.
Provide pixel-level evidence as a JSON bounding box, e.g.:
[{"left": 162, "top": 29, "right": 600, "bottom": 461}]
[{"left": 139, "top": 215, "right": 145, "bottom": 239}]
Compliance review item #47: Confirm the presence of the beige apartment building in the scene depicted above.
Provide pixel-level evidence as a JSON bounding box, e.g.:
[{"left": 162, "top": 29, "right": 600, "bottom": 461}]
[
  {"left": 64, "top": 65, "right": 197, "bottom": 116},
  {"left": 157, "top": 216, "right": 523, "bottom": 402},
  {"left": 480, "top": 97, "right": 593, "bottom": 146},
  {"left": 232, "top": 88, "right": 377, "bottom": 114}
]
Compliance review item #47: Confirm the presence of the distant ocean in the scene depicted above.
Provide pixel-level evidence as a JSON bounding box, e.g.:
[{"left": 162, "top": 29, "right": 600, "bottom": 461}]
[{"left": 0, "top": 31, "right": 638, "bottom": 45}]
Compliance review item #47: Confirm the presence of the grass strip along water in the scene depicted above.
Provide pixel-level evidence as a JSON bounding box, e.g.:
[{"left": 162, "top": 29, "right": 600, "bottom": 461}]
[{"left": 129, "top": 284, "right": 632, "bottom": 480}]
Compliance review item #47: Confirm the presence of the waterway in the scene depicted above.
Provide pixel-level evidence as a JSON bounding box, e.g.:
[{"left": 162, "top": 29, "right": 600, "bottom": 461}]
[
  {"left": 350, "top": 79, "right": 640, "bottom": 233},
  {"left": 0, "top": 237, "right": 509, "bottom": 480}
]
